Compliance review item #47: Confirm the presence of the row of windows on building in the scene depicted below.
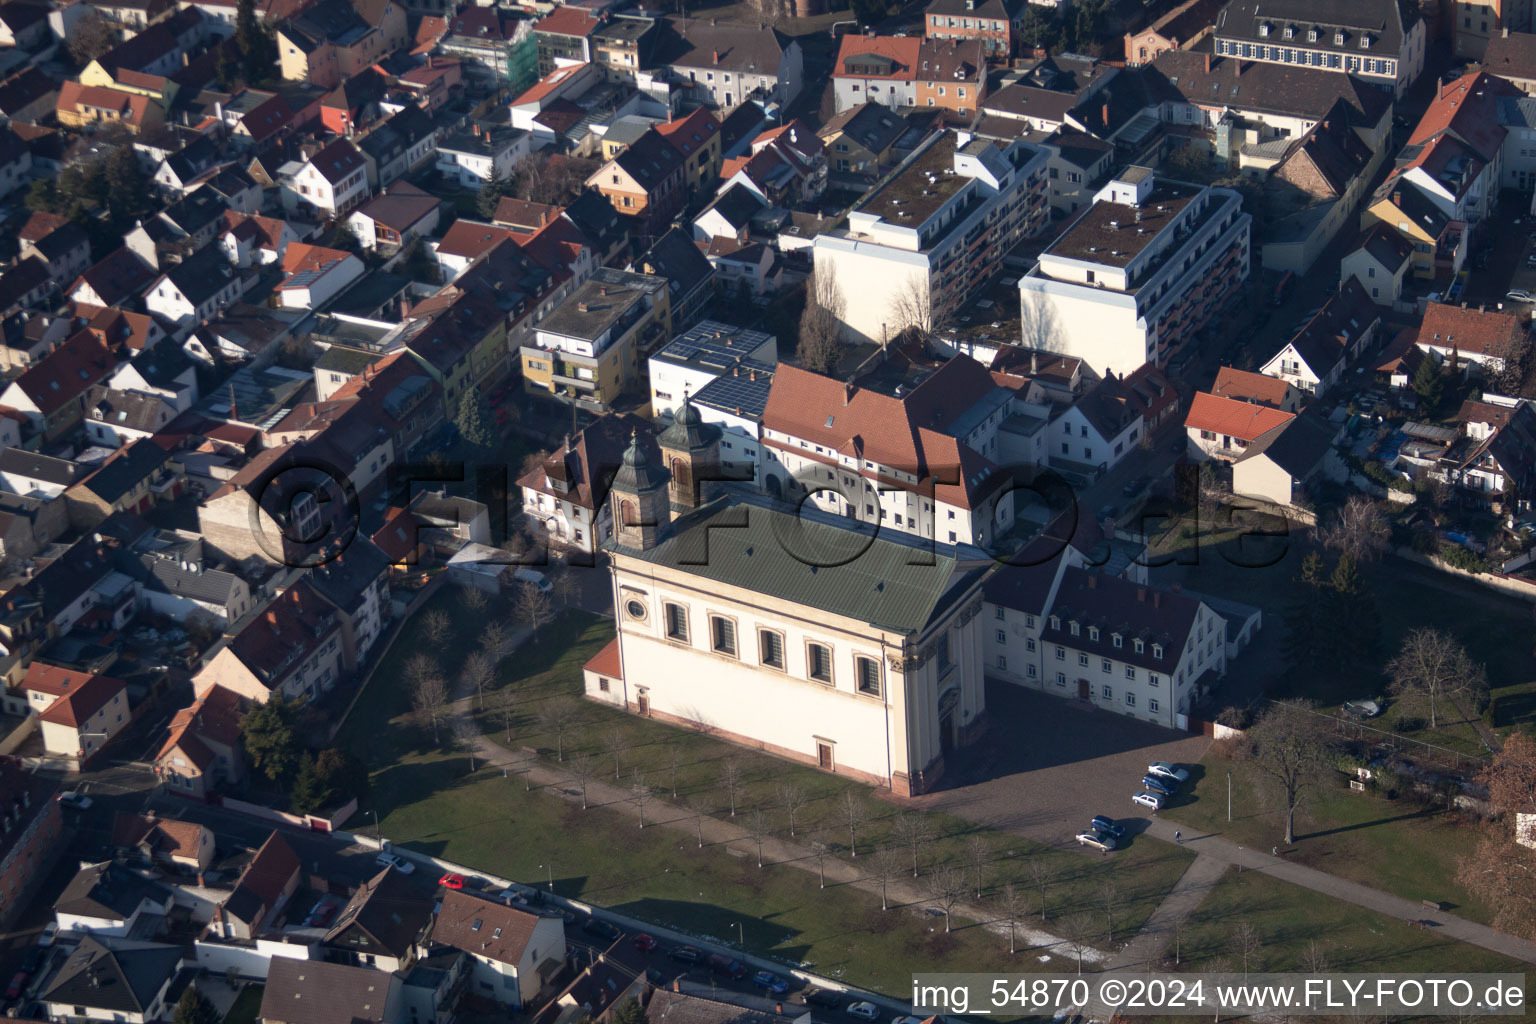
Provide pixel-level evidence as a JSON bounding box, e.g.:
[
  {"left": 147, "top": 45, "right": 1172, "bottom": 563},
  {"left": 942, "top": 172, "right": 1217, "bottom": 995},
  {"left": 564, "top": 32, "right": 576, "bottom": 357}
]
[
  {"left": 998, "top": 656, "right": 1163, "bottom": 710},
  {"left": 1215, "top": 38, "right": 1395, "bottom": 74},
  {"left": 656, "top": 600, "right": 886, "bottom": 695}
]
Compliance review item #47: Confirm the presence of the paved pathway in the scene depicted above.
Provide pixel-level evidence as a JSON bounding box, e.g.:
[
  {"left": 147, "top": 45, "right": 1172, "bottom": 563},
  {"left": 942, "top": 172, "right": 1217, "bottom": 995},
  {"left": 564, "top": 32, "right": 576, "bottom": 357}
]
[{"left": 1101, "top": 852, "right": 1227, "bottom": 971}]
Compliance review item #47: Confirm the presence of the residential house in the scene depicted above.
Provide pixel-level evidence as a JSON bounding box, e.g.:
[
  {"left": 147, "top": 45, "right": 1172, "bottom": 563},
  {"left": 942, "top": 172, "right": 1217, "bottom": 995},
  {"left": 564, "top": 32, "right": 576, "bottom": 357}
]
[
  {"left": 319, "top": 68, "right": 387, "bottom": 138},
  {"left": 655, "top": 106, "right": 723, "bottom": 195},
  {"left": 533, "top": 5, "right": 598, "bottom": 76},
  {"left": 54, "top": 861, "right": 173, "bottom": 937},
  {"left": 261, "top": 954, "right": 404, "bottom": 1024},
  {"left": 55, "top": 81, "right": 165, "bottom": 132},
  {"left": 133, "top": 530, "right": 253, "bottom": 625},
  {"left": 1415, "top": 300, "right": 1527, "bottom": 377},
  {"left": 1341, "top": 223, "right": 1415, "bottom": 305},
  {"left": 0, "top": 256, "right": 52, "bottom": 316},
  {"left": 586, "top": 127, "right": 686, "bottom": 234},
  {"left": 817, "top": 101, "right": 908, "bottom": 181},
  {"left": 1016, "top": 167, "right": 1250, "bottom": 375},
  {"left": 0, "top": 1, "right": 51, "bottom": 49},
  {"left": 427, "top": 888, "right": 563, "bottom": 1007},
  {"left": 437, "top": 6, "right": 535, "bottom": 90},
  {"left": 434, "top": 122, "right": 529, "bottom": 187},
  {"left": 923, "top": 0, "right": 1017, "bottom": 58},
  {"left": 144, "top": 252, "right": 245, "bottom": 330},
  {"left": 1455, "top": 0, "right": 1529, "bottom": 57},
  {"left": 22, "top": 663, "right": 129, "bottom": 761},
  {"left": 521, "top": 267, "right": 671, "bottom": 413},
  {"left": 0, "top": 764, "right": 61, "bottom": 929},
  {"left": 1482, "top": 29, "right": 1536, "bottom": 93},
  {"left": 305, "top": 539, "right": 391, "bottom": 667},
  {"left": 0, "top": 329, "right": 118, "bottom": 440},
  {"left": 1361, "top": 180, "right": 1467, "bottom": 279},
  {"left": 1427, "top": 398, "right": 1536, "bottom": 506},
  {"left": 276, "top": 244, "right": 365, "bottom": 310},
  {"left": 718, "top": 121, "right": 827, "bottom": 206},
  {"left": 281, "top": 138, "right": 370, "bottom": 218},
  {"left": 0, "top": 66, "right": 58, "bottom": 123},
  {"left": 1046, "top": 372, "right": 1145, "bottom": 475},
  {"left": 212, "top": 832, "right": 300, "bottom": 940},
  {"left": 221, "top": 211, "right": 298, "bottom": 267},
  {"left": 323, "top": 866, "right": 432, "bottom": 972},
  {"left": 832, "top": 35, "right": 986, "bottom": 117},
  {"left": 19, "top": 213, "right": 91, "bottom": 292},
  {"left": 633, "top": 227, "right": 716, "bottom": 330},
  {"left": 197, "top": 442, "right": 354, "bottom": 565},
  {"left": 110, "top": 812, "right": 216, "bottom": 874},
  {"left": 1210, "top": 366, "right": 1303, "bottom": 412},
  {"left": 691, "top": 183, "right": 766, "bottom": 244},
  {"left": 69, "top": 247, "right": 157, "bottom": 308},
  {"left": 355, "top": 104, "right": 437, "bottom": 190},
  {"left": 152, "top": 683, "right": 246, "bottom": 799},
  {"left": 1124, "top": 0, "right": 1224, "bottom": 63},
  {"left": 659, "top": 16, "right": 803, "bottom": 111},
  {"left": 1259, "top": 279, "right": 1381, "bottom": 395},
  {"left": 64, "top": 439, "right": 179, "bottom": 529},
  {"left": 1184, "top": 390, "right": 1297, "bottom": 460},
  {"left": 192, "top": 582, "right": 343, "bottom": 702},
  {"left": 816, "top": 130, "right": 1051, "bottom": 347},
  {"left": 277, "top": 0, "right": 407, "bottom": 90},
  {"left": 1231, "top": 409, "right": 1343, "bottom": 507},
  {"left": 1211, "top": 0, "right": 1426, "bottom": 97},
  {"left": 347, "top": 181, "right": 442, "bottom": 252},
  {"left": 42, "top": 937, "right": 182, "bottom": 1024}
]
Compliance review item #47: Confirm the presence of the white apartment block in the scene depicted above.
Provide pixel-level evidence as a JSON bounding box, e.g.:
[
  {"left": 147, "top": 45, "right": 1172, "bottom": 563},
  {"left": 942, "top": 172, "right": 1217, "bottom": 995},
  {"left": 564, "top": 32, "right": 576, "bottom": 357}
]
[
  {"left": 1018, "top": 167, "right": 1251, "bottom": 377},
  {"left": 812, "top": 129, "right": 1049, "bottom": 345},
  {"left": 648, "top": 320, "right": 777, "bottom": 487}
]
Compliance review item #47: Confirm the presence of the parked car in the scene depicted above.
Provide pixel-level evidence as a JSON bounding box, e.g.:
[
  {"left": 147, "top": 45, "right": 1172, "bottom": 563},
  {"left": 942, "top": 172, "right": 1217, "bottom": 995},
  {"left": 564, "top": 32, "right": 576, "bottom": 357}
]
[
  {"left": 1076, "top": 831, "right": 1116, "bottom": 852},
  {"left": 753, "top": 971, "right": 790, "bottom": 995},
  {"left": 1122, "top": 475, "right": 1150, "bottom": 498},
  {"left": 438, "top": 873, "right": 465, "bottom": 890},
  {"left": 514, "top": 568, "right": 553, "bottom": 594},
  {"left": 1507, "top": 289, "right": 1536, "bottom": 303},
  {"left": 57, "top": 792, "right": 91, "bottom": 810},
  {"left": 1090, "top": 816, "right": 1126, "bottom": 839},
  {"left": 4, "top": 973, "right": 27, "bottom": 1001},
  {"left": 582, "top": 918, "right": 621, "bottom": 942},
  {"left": 669, "top": 946, "right": 702, "bottom": 964},
  {"left": 37, "top": 924, "right": 57, "bottom": 948},
  {"left": 846, "top": 1001, "right": 880, "bottom": 1021},
  {"left": 1146, "top": 763, "right": 1191, "bottom": 784},
  {"left": 706, "top": 953, "right": 748, "bottom": 980},
  {"left": 892, "top": 1016, "right": 925, "bottom": 1024},
  {"left": 631, "top": 934, "right": 658, "bottom": 953},
  {"left": 804, "top": 989, "right": 843, "bottom": 1008},
  {"left": 1132, "top": 791, "right": 1166, "bottom": 811},
  {"left": 1141, "top": 774, "right": 1178, "bottom": 796},
  {"left": 376, "top": 851, "right": 415, "bottom": 874},
  {"left": 1343, "top": 699, "right": 1381, "bottom": 719}
]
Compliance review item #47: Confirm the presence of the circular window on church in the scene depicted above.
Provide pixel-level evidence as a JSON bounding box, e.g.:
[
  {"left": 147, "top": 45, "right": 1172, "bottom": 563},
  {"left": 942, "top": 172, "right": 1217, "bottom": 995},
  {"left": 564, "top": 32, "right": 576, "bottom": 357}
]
[{"left": 625, "top": 599, "right": 647, "bottom": 621}]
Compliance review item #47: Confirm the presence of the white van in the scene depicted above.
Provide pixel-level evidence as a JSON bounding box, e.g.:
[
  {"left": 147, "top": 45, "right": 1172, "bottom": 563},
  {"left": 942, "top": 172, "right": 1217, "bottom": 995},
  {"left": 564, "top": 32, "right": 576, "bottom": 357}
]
[{"left": 513, "top": 567, "right": 553, "bottom": 593}]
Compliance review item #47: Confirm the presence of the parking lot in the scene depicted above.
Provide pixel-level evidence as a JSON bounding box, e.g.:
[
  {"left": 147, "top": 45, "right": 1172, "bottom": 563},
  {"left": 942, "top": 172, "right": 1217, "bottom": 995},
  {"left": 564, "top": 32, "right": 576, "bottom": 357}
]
[{"left": 916, "top": 683, "right": 1211, "bottom": 851}]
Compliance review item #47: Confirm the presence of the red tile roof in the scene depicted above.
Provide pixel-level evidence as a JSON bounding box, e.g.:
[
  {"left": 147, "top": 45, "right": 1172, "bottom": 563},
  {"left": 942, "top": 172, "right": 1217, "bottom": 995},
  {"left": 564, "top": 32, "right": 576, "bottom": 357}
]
[
  {"left": 57, "top": 80, "right": 157, "bottom": 125},
  {"left": 1418, "top": 301, "right": 1524, "bottom": 357},
  {"left": 434, "top": 219, "right": 515, "bottom": 259},
  {"left": 236, "top": 831, "right": 300, "bottom": 907},
  {"left": 10, "top": 329, "right": 115, "bottom": 415},
  {"left": 1409, "top": 72, "right": 1519, "bottom": 163},
  {"left": 155, "top": 683, "right": 244, "bottom": 769},
  {"left": 536, "top": 5, "right": 599, "bottom": 38},
  {"left": 834, "top": 34, "right": 921, "bottom": 80},
  {"left": 584, "top": 636, "right": 622, "bottom": 681},
  {"left": 1184, "top": 391, "right": 1294, "bottom": 441},
  {"left": 1211, "top": 366, "right": 1293, "bottom": 407},
  {"left": 37, "top": 671, "right": 125, "bottom": 728},
  {"left": 513, "top": 62, "right": 589, "bottom": 106}
]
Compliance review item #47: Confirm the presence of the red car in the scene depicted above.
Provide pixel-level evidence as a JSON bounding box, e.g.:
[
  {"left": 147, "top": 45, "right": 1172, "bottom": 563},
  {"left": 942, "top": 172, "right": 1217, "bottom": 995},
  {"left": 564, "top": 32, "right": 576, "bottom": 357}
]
[
  {"left": 631, "top": 934, "right": 658, "bottom": 953},
  {"left": 439, "top": 873, "right": 465, "bottom": 890},
  {"left": 5, "top": 971, "right": 28, "bottom": 1001}
]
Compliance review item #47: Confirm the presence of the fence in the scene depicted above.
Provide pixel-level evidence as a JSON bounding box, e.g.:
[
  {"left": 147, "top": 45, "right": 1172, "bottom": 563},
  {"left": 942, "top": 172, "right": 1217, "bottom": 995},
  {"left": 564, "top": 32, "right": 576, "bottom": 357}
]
[
  {"left": 1264, "top": 698, "right": 1491, "bottom": 773},
  {"left": 217, "top": 794, "right": 358, "bottom": 833}
]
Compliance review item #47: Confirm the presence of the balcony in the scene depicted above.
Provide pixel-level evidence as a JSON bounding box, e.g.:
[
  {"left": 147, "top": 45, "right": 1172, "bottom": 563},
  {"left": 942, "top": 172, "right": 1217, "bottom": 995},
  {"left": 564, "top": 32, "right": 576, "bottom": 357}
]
[{"left": 551, "top": 372, "right": 597, "bottom": 390}]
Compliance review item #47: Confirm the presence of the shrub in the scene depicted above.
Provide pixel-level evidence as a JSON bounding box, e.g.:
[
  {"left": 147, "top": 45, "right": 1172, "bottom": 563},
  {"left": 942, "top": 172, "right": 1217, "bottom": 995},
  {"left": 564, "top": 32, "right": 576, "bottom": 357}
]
[
  {"left": 1216, "top": 705, "right": 1252, "bottom": 729},
  {"left": 1395, "top": 715, "right": 1427, "bottom": 733},
  {"left": 1438, "top": 544, "right": 1491, "bottom": 573}
]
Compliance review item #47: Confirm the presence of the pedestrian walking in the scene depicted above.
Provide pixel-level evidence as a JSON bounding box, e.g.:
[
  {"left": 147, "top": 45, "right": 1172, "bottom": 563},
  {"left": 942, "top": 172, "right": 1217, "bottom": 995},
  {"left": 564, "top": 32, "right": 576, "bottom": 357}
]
[{"left": 1175, "top": 830, "right": 1183, "bottom": 844}]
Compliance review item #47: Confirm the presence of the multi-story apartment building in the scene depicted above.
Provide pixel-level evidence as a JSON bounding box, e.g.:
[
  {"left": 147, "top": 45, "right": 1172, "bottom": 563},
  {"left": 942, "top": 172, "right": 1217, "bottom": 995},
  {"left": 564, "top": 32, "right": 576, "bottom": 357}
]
[
  {"left": 923, "top": 0, "right": 1017, "bottom": 58},
  {"left": 533, "top": 6, "right": 598, "bottom": 76},
  {"left": 832, "top": 35, "right": 987, "bottom": 117},
  {"left": 759, "top": 355, "right": 1017, "bottom": 549},
  {"left": 521, "top": 268, "right": 671, "bottom": 413},
  {"left": 663, "top": 17, "right": 803, "bottom": 112},
  {"left": 1212, "top": 0, "right": 1425, "bottom": 97},
  {"left": 0, "top": 764, "right": 61, "bottom": 928},
  {"left": 1455, "top": 0, "right": 1532, "bottom": 58},
  {"left": 586, "top": 458, "right": 988, "bottom": 796},
  {"left": 812, "top": 129, "right": 1049, "bottom": 344},
  {"left": 1017, "top": 167, "right": 1251, "bottom": 376}
]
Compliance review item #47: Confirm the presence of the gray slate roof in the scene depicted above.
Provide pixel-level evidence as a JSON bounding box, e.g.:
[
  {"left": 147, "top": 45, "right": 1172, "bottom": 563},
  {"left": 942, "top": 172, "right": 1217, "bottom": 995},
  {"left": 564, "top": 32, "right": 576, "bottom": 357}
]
[
  {"left": 609, "top": 497, "right": 969, "bottom": 634},
  {"left": 43, "top": 937, "right": 181, "bottom": 1014}
]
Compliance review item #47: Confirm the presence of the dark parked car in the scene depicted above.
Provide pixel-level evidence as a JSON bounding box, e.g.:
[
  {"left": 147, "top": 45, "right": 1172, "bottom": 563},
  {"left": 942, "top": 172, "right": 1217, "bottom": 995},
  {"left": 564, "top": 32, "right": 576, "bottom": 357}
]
[
  {"left": 20, "top": 949, "right": 45, "bottom": 975},
  {"left": 1141, "top": 774, "right": 1178, "bottom": 796},
  {"left": 5, "top": 973, "right": 27, "bottom": 1001},
  {"left": 669, "top": 946, "right": 703, "bottom": 964},
  {"left": 753, "top": 971, "right": 790, "bottom": 995},
  {"left": 1090, "top": 816, "right": 1126, "bottom": 839},
  {"left": 631, "top": 934, "right": 658, "bottom": 953},
  {"left": 1121, "top": 475, "right": 1150, "bottom": 498},
  {"left": 706, "top": 953, "right": 748, "bottom": 980},
  {"left": 804, "top": 989, "right": 844, "bottom": 1009},
  {"left": 582, "top": 918, "right": 621, "bottom": 942}
]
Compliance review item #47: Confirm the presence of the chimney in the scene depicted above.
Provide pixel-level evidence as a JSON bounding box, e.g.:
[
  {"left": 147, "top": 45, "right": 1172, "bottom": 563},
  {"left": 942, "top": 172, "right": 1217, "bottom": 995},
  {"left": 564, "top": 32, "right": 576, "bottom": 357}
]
[
  {"left": 1391, "top": 190, "right": 1402, "bottom": 207},
  {"left": 1504, "top": 26, "right": 1510, "bottom": 36},
  {"left": 843, "top": 382, "right": 854, "bottom": 405},
  {"left": 266, "top": 610, "right": 280, "bottom": 628},
  {"left": 1101, "top": 101, "right": 1109, "bottom": 125},
  {"left": 577, "top": 301, "right": 590, "bottom": 312},
  {"left": 1203, "top": 52, "right": 1210, "bottom": 73},
  {"left": 1030, "top": 350, "right": 1039, "bottom": 374},
  {"left": 712, "top": 50, "right": 719, "bottom": 64}
]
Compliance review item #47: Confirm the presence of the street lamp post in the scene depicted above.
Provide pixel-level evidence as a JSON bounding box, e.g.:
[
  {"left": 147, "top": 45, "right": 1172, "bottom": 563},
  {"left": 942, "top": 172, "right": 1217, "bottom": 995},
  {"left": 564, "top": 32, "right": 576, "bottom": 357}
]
[
  {"left": 734, "top": 921, "right": 743, "bottom": 947},
  {"left": 540, "top": 862, "right": 553, "bottom": 891},
  {"left": 1227, "top": 771, "right": 1232, "bottom": 823}
]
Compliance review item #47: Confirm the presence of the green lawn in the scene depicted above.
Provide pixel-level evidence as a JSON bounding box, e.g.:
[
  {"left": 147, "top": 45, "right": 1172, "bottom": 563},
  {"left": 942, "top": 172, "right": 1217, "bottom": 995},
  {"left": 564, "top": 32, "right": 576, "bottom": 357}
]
[
  {"left": 1176, "top": 867, "right": 1525, "bottom": 979},
  {"left": 1164, "top": 752, "right": 1491, "bottom": 924},
  {"left": 335, "top": 592, "right": 1199, "bottom": 996},
  {"left": 223, "top": 985, "right": 263, "bottom": 1024}
]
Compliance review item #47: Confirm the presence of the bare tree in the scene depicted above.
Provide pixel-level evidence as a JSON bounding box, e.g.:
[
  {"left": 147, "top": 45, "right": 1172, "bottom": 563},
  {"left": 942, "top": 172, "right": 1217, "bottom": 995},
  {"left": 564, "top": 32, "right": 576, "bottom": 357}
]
[
  {"left": 411, "top": 674, "right": 448, "bottom": 743},
  {"left": 1319, "top": 495, "right": 1390, "bottom": 562},
  {"left": 422, "top": 609, "right": 452, "bottom": 647},
  {"left": 924, "top": 864, "right": 966, "bottom": 933},
  {"left": 601, "top": 724, "right": 628, "bottom": 780},
  {"left": 629, "top": 770, "right": 654, "bottom": 828},
  {"left": 567, "top": 753, "right": 598, "bottom": 809},
  {"left": 1099, "top": 880, "right": 1124, "bottom": 946},
  {"left": 796, "top": 263, "right": 847, "bottom": 375},
  {"left": 481, "top": 621, "right": 514, "bottom": 662},
  {"left": 869, "top": 847, "right": 904, "bottom": 910},
  {"left": 777, "top": 783, "right": 809, "bottom": 837},
  {"left": 462, "top": 651, "right": 495, "bottom": 712},
  {"left": 1387, "top": 627, "right": 1489, "bottom": 730},
  {"left": 1244, "top": 699, "right": 1334, "bottom": 845},
  {"left": 839, "top": 790, "right": 869, "bottom": 856},
  {"left": 886, "top": 275, "right": 956, "bottom": 341},
  {"left": 685, "top": 794, "right": 710, "bottom": 847},
  {"left": 515, "top": 582, "right": 554, "bottom": 641},
  {"left": 809, "top": 840, "right": 831, "bottom": 888},
  {"left": 489, "top": 684, "right": 518, "bottom": 742},
  {"left": 1226, "top": 920, "right": 1263, "bottom": 981},
  {"left": 719, "top": 758, "right": 746, "bottom": 816},
  {"left": 666, "top": 744, "right": 683, "bottom": 798},
  {"left": 537, "top": 698, "right": 580, "bottom": 761},
  {"left": 550, "top": 564, "right": 579, "bottom": 607},
  {"left": 1026, "top": 857, "right": 1053, "bottom": 920},
  {"left": 1059, "top": 913, "right": 1097, "bottom": 974},
  {"left": 1484, "top": 327, "right": 1533, "bottom": 397},
  {"left": 1018, "top": 289, "right": 1063, "bottom": 354},
  {"left": 405, "top": 653, "right": 439, "bottom": 690},
  {"left": 746, "top": 807, "right": 771, "bottom": 868},
  {"left": 1298, "top": 939, "right": 1332, "bottom": 974},
  {"left": 893, "top": 814, "right": 935, "bottom": 877},
  {"left": 962, "top": 835, "right": 990, "bottom": 900},
  {"left": 66, "top": 11, "right": 117, "bottom": 65},
  {"left": 459, "top": 584, "right": 488, "bottom": 613},
  {"left": 998, "top": 882, "right": 1028, "bottom": 954},
  {"left": 453, "top": 716, "right": 480, "bottom": 771}
]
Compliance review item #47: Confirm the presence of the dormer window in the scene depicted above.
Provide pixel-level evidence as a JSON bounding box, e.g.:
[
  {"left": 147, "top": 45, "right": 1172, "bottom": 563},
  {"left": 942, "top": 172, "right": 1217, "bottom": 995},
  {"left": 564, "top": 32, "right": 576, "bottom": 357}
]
[
  {"left": 1283, "top": 24, "right": 1293, "bottom": 38},
  {"left": 1112, "top": 633, "right": 1123, "bottom": 648},
  {"left": 1089, "top": 626, "right": 1099, "bottom": 642},
  {"left": 1049, "top": 615, "right": 1060, "bottom": 630},
  {"left": 1359, "top": 34, "right": 1371, "bottom": 48},
  {"left": 1335, "top": 31, "right": 1345, "bottom": 44},
  {"left": 1259, "top": 22, "right": 1270, "bottom": 36},
  {"left": 1133, "top": 638, "right": 1145, "bottom": 654},
  {"left": 1152, "top": 643, "right": 1164, "bottom": 659},
  {"left": 1307, "top": 27, "right": 1318, "bottom": 41},
  {"left": 1069, "top": 621, "right": 1080, "bottom": 636}
]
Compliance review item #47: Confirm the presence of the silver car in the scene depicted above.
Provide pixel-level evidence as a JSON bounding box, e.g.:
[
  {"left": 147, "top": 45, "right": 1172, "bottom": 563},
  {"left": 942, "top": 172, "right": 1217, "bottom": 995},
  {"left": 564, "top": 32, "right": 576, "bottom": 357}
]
[
  {"left": 1147, "top": 762, "right": 1191, "bottom": 784},
  {"left": 1132, "top": 791, "right": 1165, "bottom": 811},
  {"left": 1076, "top": 831, "right": 1116, "bottom": 852}
]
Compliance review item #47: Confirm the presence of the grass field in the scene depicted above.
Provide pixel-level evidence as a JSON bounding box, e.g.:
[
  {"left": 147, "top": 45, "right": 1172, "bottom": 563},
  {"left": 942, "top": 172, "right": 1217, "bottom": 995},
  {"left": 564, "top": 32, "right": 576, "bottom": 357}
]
[
  {"left": 334, "top": 590, "right": 1199, "bottom": 995},
  {"left": 1177, "top": 867, "right": 1523, "bottom": 976},
  {"left": 1163, "top": 751, "right": 1491, "bottom": 924}
]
